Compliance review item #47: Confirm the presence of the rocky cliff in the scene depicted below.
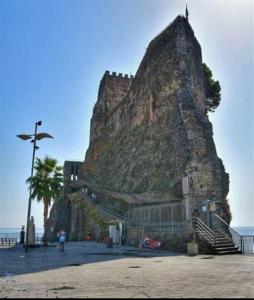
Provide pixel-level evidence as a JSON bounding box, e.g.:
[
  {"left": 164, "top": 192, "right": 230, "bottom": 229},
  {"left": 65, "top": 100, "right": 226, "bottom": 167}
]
[
  {"left": 47, "top": 15, "right": 230, "bottom": 241},
  {"left": 84, "top": 15, "right": 229, "bottom": 216}
]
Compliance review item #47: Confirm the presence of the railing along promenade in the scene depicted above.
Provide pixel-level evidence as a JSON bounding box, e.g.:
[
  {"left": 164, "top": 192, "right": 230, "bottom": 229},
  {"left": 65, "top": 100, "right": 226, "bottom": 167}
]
[
  {"left": 0, "top": 233, "right": 44, "bottom": 247},
  {"left": 0, "top": 236, "right": 18, "bottom": 247}
]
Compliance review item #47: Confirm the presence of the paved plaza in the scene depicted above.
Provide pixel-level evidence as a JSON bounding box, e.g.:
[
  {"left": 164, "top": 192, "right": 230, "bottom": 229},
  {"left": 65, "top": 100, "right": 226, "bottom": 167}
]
[{"left": 0, "top": 241, "right": 253, "bottom": 298}]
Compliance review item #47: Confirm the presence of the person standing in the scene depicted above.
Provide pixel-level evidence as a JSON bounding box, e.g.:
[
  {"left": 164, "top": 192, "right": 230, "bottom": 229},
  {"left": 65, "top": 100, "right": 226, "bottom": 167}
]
[
  {"left": 20, "top": 226, "right": 25, "bottom": 244},
  {"left": 57, "top": 229, "right": 66, "bottom": 252}
]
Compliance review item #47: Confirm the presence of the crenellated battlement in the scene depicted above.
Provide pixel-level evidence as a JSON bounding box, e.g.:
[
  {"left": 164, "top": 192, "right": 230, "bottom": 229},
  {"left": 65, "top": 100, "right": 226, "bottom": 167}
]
[
  {"left": 104, "top": 70, "right": 134, "bottom": 79},
  {"left": 91, "top": 69, "right": 133, "bottom": 144}
]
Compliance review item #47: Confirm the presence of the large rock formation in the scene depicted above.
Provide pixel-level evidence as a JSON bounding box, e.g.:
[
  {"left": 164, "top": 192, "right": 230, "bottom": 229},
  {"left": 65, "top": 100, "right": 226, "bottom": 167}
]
[
  {"left": 47, "top": 15, "right": 230, "bottom": 241},
  {"left": 84, "top": 15, "right": 229, "bottom": 216}
]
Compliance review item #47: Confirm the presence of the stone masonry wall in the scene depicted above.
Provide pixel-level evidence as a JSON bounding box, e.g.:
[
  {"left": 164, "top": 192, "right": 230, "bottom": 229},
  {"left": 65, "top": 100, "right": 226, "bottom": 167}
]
[
  {"left": 47, "top": 15, "right": 230, "bottom": 241},
  {"left": 84, "top": 15, "right": 230, "bottom": 220}
]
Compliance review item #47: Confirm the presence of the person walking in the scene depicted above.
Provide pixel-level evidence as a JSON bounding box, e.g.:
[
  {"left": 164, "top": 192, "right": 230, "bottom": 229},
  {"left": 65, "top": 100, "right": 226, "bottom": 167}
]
[{"left": 57, "top": 229, "right": 66, "bottom": 252}]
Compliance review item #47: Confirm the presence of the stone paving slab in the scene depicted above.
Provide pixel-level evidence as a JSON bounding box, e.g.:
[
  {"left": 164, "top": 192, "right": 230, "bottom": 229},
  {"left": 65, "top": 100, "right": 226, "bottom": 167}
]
[{"left": 0, "top": 241, "right": 253, "bottom": 298}]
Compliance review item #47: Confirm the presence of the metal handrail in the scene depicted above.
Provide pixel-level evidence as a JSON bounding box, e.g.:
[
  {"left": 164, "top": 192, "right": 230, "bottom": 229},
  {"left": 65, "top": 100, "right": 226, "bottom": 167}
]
[
  {"left": 214, "top": 214, "right": 241, "bottom": 237},
  {"left": 99, "top": 206, "right": 129, "bottom": 222},
  {"left": 194, "top": 217, "right": 215, "bottom": 244},
  {"left": 79, "top": 190, "right": 130, "bottom": 222},
  {"left": 0, "top": 232, "right": 43, "bottom": 245},
  {"left": 196, "top": 223, "right": 214, "bottom": 242},
  {"left": 106, "top": 204, "right": 129, "bottom": 217},
  {"left": 213, "top": 214, "right": 242, "bottom": 252},
  {"left": 0, "top": 237, "right": 18, "bottom": 246},
  {"left": 195, "top": 217, "right": 215, "bottom": 235}
]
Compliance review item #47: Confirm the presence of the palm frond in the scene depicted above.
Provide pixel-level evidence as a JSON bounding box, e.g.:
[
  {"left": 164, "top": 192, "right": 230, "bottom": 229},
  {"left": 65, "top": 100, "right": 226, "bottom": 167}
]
[{"left": 26, "top": 155, "right": 63, "bottom": 204}]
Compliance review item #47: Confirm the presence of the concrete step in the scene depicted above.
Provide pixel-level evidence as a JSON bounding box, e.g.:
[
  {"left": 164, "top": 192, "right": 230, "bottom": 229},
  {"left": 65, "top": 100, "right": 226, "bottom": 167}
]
[
  {"left": 214, "top": 238, "right": 231, "bottom": 242},
  {"left": 215, "top": 246, "right": 239, "bottom": 251},
  {"left": 216, "top": 249, "right": 242, "bottom": 255},
  {"left": 194, "top": 226, "right": 241, "bottom": 255},
  {"left": 214, "top": 243, "right": 235, "bottom": 247},
  {"left": 215, "top": 237, "right": 230, "bottom": 241},
  {"left": 215, "top": 241, "right": 230, "bottom": 244},
  {"left": 214, "top": 234, "right": 227, "bottom": 237},
  {"left": 215, "top": 241, "right": 231, "bottom": 245},
  {"left": 195, "top": 230, "right": 214, "bottom": 235}
]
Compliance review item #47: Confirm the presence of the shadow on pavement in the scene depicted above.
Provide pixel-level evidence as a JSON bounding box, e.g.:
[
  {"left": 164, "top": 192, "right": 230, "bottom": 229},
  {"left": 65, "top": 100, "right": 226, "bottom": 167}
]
[{"left": 0, "top": 241, "right": 181, "bottom": 278}]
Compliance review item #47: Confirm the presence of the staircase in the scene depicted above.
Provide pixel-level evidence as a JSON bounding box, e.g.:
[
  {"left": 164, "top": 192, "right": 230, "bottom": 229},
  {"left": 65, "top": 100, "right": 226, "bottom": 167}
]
[
  {"left": 213, "top": 229, "right": 241, "bottom": 255},
  {"left": 70, "top": 190, "right": 130, "bottom": 223},
  {"left": 193, "top": 216, "right": 242, "bottom": 255}
]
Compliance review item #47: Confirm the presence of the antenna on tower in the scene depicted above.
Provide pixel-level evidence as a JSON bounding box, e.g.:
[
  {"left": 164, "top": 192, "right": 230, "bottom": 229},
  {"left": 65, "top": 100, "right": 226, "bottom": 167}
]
[{"left": 185, "top": 4, "right": 189, "bottom": 22}]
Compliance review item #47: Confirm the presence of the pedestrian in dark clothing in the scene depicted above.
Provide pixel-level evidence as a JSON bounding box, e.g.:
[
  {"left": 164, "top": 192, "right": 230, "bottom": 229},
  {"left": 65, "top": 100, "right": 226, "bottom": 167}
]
[{"left": 20, "top": 226, "right": 25, "bottom": 244}]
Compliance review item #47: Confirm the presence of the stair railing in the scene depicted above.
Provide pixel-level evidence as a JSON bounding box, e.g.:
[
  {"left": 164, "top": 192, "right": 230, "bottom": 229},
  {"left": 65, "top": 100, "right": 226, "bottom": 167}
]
[
  {"left": 99, "top": 205, "right": 129, "bottom": 222},
  {"left": 213, "top": 214, "right": 242, "bottom": 252},
  {"left": 79, "top": 190, "right": 130, "bottom": 222},
  {"left": 194, "top": 217, "right": 215, "bottom": 244}
]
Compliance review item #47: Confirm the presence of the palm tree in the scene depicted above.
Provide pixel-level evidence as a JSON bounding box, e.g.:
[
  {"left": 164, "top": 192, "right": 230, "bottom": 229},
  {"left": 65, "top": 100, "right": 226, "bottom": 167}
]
[{"left": 26, "top": 156, "right": 63, "bottom": 246}]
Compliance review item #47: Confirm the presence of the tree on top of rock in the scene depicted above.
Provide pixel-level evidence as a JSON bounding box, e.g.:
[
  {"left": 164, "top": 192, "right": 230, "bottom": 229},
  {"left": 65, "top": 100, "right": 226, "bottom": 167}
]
[{"left": 202, "top": 63, "right": 221, "bottom": 113}]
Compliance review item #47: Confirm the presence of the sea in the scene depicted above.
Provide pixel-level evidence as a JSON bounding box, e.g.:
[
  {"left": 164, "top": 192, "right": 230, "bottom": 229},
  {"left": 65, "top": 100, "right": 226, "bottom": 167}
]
[
  {"left": 232, "top": 227, "right": 254, "bottom": 236},
  {"left": 0, "top": 226, "right": 253, "bottom": 240},
  {"left": 0, "top": 227, "right": 44, "bottom": 242}
]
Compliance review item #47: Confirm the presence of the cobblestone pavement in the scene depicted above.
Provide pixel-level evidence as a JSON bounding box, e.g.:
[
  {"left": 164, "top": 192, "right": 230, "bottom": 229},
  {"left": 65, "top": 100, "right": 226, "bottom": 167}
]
[{"left": 0, "top": 242, "right": 253, "bottom": 298}]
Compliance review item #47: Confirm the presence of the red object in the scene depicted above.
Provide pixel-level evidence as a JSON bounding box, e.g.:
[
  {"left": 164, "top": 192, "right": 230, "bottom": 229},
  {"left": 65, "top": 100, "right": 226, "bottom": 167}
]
[
  {"left": 143, "top": 238, "right": 160, "bottom": 249},
  {"left": 85, "top": 233, "right": 92, "bottom": 241},
  {"left": 149, "top": 240, "right": 161, "bottom": 249}
]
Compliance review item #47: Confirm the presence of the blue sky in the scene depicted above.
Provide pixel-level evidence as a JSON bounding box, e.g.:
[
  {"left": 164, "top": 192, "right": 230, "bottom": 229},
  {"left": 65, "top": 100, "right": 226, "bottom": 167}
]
[{"left": 0, "top": 0, "right": 253, "bottom": 228}]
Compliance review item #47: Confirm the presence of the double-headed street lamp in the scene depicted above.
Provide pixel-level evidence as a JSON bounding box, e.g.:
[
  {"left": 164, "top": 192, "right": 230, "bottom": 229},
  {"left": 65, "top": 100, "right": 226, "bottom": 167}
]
[{"left": 17, "top": 121, "right": 53, "bottom": 252}]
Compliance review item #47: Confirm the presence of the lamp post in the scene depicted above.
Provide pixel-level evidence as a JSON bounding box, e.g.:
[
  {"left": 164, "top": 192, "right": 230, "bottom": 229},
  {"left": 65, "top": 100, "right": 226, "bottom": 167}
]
[{"left": 17, "top": 121, "right": 53, "bottom": 252}]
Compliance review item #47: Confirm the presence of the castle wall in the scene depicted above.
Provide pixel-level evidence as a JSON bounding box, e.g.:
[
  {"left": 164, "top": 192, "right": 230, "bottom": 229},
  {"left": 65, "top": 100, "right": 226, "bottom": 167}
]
[
  {"left": 84, "top": 15, "right": 229, "bottom": 220},
  {"left": 47, "top": 15, "right": 230, "bottom": 241},
  {"left": 90, "top": 71, "right": 132, "bottom": 143},
  {"left": 46, "top": 161, "right": 84, "bottom": 241}
]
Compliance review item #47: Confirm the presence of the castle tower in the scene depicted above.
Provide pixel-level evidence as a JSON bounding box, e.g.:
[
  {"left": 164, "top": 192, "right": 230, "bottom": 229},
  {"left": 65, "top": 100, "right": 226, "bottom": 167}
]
[
  {"left": 83, "top": 15, "right": 229, "bottom": 221},
  {"left": 90, "top": 71, "right": 132, "bottom": 143}
]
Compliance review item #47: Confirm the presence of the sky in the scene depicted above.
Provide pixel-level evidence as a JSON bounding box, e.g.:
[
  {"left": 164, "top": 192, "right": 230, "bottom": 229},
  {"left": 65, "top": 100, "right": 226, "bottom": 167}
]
[{"left": 0, "top": 0, "right": 253, "bottom": 228}]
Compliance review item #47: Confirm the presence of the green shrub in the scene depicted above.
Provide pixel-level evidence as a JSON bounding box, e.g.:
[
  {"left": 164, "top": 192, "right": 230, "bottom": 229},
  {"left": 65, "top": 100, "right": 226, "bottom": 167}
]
[{"left": 202, "top": 63, "right": 221, "bottom": 112}]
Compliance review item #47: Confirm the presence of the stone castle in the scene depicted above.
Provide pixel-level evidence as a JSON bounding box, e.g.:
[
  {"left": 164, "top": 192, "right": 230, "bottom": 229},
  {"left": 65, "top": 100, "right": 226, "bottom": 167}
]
[{"left": 47, "top": 15, "right": 230, "bottom": 244}]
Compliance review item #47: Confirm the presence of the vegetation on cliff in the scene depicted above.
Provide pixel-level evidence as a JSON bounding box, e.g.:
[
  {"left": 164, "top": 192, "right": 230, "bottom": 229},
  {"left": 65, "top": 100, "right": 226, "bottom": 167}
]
[
  {"left": 70, "top": 197, "right": 108, "bottom": 241},
  {"left": 26, "top": 156, "right": 63, "bottom": 246},
  {"left": 203, "top": 63, "right": 221, "bottom": 112},
  {"left": 82, "top": 201, "right": 108, "bottom": 240},
  {"left": 223, "top": 198, "right": 232, "bottom": 224}
]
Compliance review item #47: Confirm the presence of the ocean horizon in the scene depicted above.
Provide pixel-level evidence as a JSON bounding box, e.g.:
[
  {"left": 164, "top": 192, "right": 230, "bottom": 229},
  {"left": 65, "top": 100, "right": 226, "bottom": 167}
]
[
  {"left": 0, "top": 227, "right": 44, "bottom": 240},
  {"left": 1, "top": 226, "right": 254, "bottom": 238}
]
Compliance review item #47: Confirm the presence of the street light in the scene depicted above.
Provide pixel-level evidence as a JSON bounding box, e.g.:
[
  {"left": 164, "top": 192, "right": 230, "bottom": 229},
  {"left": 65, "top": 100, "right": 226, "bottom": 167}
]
[{"left": 17, "top": 121, "right": 54, "bottom": 252}]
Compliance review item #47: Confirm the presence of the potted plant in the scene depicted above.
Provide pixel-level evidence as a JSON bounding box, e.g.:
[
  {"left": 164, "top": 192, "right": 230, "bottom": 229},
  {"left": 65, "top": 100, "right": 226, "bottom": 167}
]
[{"left": 187, "top": 240, "right": 198, "bottom": 256}]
